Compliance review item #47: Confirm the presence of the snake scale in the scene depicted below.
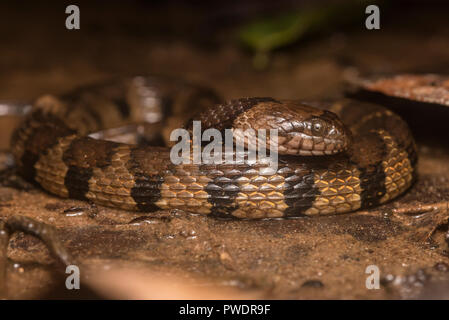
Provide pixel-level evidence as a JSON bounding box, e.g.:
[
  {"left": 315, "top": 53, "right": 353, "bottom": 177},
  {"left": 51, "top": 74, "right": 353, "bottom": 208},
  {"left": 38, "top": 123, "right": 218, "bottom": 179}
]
[{"left": 10, "top": 76, "right": 417, "bottom": 219}]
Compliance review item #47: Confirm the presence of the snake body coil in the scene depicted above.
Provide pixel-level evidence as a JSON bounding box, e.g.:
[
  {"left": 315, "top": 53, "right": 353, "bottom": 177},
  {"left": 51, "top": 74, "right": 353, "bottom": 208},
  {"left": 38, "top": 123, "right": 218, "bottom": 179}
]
[{"left": 11, "top": 76, "right": 417, "bottom": 219}]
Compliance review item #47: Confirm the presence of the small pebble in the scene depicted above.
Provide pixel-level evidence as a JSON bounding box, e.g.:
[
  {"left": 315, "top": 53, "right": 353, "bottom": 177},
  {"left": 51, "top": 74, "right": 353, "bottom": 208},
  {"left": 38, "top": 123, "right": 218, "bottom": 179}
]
[
  {"left": 434, "top": 262, "right": 449, "bottom": 272},
  {"left": 301, "top": 280, "right": 324, "bottom": 288},
  {"left": 380, "top": 274, "right": 396, "bottom": 286},
  {"left": 63, "top": 206, "right": 86, "bottom": 217}
]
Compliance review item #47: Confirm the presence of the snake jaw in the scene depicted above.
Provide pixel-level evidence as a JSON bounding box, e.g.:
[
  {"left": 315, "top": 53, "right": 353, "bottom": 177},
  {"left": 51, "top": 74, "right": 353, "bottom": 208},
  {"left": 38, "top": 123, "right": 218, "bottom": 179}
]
[
  {"left": 276, "top": 116, "right": 352, "bottom": 156},
  {"left": 277, "top": 132, "right": 349, "bottom": 156}
]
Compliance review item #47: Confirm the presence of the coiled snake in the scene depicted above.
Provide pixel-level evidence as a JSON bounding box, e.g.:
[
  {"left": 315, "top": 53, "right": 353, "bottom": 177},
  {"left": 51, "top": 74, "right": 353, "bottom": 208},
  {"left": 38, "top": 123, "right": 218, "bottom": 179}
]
[{"left": 10, "top": 76, "right": 417, "bottom": 219}]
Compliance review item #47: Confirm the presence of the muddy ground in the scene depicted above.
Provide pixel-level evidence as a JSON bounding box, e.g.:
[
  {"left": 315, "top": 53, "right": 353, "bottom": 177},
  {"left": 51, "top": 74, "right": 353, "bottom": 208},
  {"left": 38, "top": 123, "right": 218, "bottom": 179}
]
[{"left": 1, "top": 1, "right": 449, "bottom": 299}]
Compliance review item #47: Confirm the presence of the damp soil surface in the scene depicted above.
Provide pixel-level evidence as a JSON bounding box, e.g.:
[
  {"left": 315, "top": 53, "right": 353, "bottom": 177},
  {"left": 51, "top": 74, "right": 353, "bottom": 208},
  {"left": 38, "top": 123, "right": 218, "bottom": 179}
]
[{"left": 1, "top": 2, "right": 449, "bottom": 299}]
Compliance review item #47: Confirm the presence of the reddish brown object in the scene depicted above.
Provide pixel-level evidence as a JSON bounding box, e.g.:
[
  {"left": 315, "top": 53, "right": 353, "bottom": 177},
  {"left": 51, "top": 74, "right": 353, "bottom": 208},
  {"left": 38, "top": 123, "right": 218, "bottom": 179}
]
[{"left": 355, "top": 74, "right": 449, "bottom": 107}]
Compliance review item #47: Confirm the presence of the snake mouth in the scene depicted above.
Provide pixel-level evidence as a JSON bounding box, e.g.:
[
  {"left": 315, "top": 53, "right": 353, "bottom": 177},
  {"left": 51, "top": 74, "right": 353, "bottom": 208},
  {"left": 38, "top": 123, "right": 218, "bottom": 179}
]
[{"left": 276, "top": 133, "right": 348, "bottom": 156}]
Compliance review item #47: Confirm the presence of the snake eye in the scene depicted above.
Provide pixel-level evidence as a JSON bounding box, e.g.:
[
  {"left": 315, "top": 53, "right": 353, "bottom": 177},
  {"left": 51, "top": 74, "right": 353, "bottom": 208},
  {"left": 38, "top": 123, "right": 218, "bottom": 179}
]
[{"left": 311, "top": 119, "right": 326, "bottom": 136}]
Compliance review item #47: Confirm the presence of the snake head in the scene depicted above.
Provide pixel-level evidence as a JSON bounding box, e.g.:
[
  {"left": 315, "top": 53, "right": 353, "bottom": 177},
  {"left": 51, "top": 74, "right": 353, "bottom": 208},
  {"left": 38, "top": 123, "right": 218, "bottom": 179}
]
[{"left": 233, "top": 100, "right": 352, "bottom": 156}]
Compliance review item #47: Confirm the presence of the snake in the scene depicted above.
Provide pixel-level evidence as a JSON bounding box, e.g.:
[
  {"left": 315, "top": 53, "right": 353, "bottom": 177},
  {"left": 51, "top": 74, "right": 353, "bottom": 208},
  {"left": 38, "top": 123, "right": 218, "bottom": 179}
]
[{"left": 10, "top": 76, "right": 417, "bottom": 219}]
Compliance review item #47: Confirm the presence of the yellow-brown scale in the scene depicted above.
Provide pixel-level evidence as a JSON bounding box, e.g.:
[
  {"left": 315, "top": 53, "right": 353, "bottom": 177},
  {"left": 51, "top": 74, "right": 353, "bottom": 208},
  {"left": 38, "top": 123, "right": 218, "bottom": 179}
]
[
  {"left": 377, "top": 129, "right": 414, "bottom": 203},
  {"left": 305, "top": 166, "right": 362, "bottom": 216},
  {"left": 156, "top": 163, "right": 214, "bottom": 215},
  {"left": 231, "top": 169, "right": 289, "bottom": 219},
  {"left": 34, "top": 135, "right": 77, "bottom": 198}
]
